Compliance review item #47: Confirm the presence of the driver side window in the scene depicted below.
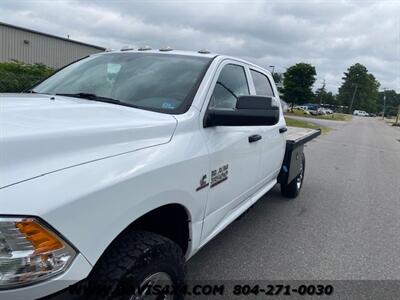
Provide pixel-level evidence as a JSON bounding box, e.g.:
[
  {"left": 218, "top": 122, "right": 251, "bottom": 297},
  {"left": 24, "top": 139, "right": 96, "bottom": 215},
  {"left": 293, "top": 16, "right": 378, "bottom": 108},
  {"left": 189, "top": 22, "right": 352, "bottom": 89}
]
[{"left": 209, "top": 64, "right": 249, "bottom": 110}]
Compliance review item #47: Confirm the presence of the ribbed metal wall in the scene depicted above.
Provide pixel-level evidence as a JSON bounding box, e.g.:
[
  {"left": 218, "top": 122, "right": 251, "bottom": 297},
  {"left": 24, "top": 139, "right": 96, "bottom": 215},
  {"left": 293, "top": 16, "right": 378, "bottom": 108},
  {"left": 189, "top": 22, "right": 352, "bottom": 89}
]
[{"left": 0, "top": 24, "right": 104, "bottom": 69}]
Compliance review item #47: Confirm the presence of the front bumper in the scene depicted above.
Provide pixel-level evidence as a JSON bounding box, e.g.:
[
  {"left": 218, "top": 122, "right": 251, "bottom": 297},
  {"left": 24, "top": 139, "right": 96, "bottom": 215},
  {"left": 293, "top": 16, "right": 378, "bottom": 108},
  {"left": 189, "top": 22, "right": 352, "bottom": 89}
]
[{"left": 0, "top": 254, "right": 92, "bottom": 300}]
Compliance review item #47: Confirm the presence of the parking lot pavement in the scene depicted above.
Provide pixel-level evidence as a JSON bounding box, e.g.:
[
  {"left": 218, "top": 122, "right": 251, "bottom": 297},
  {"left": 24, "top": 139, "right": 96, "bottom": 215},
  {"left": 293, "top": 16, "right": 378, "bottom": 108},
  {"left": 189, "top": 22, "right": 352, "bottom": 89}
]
[{"left": 187, "top": 117, "right": 400, "bottom": 281}]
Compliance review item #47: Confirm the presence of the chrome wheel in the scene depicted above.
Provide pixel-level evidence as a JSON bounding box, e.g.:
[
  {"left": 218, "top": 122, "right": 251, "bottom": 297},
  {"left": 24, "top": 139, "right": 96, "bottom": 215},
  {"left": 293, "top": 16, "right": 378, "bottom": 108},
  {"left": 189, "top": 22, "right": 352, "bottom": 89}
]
[
  {"left": 296, "top": 163, "right": 304, "bottom": 190},
  {"left": 130, "top": 272, "right": 174, "bottom": 300}
]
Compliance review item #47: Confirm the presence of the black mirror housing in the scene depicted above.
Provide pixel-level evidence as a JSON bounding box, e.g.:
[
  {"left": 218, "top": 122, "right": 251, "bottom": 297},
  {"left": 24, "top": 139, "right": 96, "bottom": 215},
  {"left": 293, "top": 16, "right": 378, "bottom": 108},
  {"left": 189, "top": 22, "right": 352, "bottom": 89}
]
[{"left": 204, "top": 95, "right": 280, "bottom": 127}]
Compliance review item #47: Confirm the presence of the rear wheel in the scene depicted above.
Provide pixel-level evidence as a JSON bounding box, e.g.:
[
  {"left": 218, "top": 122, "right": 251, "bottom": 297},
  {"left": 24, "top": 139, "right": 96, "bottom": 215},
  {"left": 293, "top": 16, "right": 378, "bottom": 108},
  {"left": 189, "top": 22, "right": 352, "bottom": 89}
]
[
  {"left": 86, "top": 231, "right": 185, "bottom": 300},
  {"left": 281, "top": 153, "right": 305, "bottom": 199}
]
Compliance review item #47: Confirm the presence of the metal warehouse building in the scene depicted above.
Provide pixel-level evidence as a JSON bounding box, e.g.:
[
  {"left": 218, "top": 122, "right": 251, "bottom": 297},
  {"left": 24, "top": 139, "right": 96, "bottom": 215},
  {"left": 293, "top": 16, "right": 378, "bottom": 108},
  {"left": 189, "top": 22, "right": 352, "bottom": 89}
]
[{"left": 0, "top": 22, "right": 105, "bottom": 69}]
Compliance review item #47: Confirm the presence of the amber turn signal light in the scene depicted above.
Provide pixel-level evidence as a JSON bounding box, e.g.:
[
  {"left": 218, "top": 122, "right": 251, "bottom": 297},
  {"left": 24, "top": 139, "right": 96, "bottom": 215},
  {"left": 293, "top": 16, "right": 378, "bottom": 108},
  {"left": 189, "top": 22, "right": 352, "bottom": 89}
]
[{"left": 16, "top": 221, "right": 63, "bottom": 254}]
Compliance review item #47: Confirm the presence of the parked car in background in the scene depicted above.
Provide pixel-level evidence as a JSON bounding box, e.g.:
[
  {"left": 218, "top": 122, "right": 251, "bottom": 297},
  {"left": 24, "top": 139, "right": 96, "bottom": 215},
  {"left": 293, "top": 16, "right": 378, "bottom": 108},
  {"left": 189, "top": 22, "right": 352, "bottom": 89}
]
[
  {"left": 319, "top": 108, "right": 328, "bottom": 115},
  {"left": 294, "top": 105, "right": 308, "bottom": 111},
  {"left": 377, "top": 112, "right": 391, "bottom": 118},
  {"left": 304, "top": 104, "right": 323, "bottom": 115},
  {"left": 353, "top": 110, "right": 369, "bottom": 117},
  {"left": 321, "top": 107, "right": 333, "bottom": 114},
  {"left": 292, "top": 106, "right": 311, "bottom": 115}
]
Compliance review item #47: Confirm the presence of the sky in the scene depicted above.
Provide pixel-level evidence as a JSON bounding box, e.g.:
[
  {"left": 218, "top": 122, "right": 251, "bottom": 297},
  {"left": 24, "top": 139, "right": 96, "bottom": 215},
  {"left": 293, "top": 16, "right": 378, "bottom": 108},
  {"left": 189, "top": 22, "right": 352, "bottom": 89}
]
[{"left": 1, "top": 0, "right": 399, "bottom": 93}]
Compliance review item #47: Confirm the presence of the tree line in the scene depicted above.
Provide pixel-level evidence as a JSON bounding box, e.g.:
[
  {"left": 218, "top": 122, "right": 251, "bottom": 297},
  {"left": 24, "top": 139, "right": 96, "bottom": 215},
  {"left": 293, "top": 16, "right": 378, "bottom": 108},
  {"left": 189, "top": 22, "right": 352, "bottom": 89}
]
[
  {"left": 0, "top": 61, "right": 54, "bottom": 93},
  {"left": 278, "top": 62, "right": 399, "bottom": 115}
]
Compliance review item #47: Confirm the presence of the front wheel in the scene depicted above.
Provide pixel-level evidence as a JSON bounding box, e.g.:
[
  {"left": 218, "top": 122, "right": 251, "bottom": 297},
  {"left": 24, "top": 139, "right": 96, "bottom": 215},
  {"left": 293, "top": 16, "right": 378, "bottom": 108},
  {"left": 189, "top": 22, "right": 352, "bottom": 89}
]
[
  {"left": 281, "top": 153, "right": 305, "bottom": 199},
  {"left": 86, "top": 231, "right": 185, "bottom": 300}
]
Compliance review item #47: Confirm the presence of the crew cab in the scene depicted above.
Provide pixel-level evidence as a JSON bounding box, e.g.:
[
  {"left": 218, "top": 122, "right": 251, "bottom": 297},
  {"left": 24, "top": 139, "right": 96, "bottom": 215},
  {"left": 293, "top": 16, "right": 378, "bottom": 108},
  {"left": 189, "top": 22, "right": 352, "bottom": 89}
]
[{"left": 0, "top": 49, "right": 320, "bottom": 299}]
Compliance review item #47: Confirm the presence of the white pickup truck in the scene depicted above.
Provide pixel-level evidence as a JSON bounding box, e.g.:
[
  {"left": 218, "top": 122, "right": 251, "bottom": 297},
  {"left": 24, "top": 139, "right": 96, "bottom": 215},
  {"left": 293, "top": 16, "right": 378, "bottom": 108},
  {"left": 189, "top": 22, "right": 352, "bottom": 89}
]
[{"left": 0, "top": 49, "right": 320, "bottom": 300}]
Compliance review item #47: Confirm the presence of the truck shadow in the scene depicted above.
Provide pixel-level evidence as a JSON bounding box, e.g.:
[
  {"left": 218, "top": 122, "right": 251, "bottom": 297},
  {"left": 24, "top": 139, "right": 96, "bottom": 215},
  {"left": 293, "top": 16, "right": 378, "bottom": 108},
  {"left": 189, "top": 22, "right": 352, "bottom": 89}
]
[{"left": 187, "top": 184, "right": 305, "bottom": 280}]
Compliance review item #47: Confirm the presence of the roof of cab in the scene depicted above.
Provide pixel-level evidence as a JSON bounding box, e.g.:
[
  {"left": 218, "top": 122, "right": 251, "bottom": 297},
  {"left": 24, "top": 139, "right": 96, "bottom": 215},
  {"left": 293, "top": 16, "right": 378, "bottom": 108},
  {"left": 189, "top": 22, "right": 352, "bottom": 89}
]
[
  {"left": 100, "top": 49, "right": 217, "bottom": 59},
  {"left": 94, "top": 48, "right": 272, "bottom": 75}
]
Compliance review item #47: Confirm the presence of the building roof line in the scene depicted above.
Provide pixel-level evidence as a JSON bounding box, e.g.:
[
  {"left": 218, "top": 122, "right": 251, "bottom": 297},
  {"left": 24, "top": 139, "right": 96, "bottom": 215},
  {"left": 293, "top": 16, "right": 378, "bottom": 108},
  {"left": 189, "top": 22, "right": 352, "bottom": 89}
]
[{"left": 0, "top": 21, "right": 106, "bottom": 50}]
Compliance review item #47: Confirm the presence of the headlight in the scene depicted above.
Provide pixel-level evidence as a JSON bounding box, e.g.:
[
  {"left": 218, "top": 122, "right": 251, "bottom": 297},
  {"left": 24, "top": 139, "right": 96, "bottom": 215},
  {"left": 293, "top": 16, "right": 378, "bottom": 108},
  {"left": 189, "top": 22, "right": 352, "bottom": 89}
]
[{"left": 0, "top": 217, "right": 76, "bottom": 289}]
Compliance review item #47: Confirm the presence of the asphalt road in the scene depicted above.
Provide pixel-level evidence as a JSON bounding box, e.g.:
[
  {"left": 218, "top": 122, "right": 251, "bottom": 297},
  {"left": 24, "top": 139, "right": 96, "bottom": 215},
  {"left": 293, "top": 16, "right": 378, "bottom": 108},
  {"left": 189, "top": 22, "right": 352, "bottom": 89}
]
[{"left": 186, "top": 117, "right": 400, "bottom": 297}]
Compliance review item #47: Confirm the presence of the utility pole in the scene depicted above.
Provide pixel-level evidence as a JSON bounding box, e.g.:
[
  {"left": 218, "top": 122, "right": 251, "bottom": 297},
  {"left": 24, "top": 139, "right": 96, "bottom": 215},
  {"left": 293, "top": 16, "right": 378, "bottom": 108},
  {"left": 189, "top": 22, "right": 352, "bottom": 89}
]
[
  {"left": 382, "top": 88, "right": 387, "bottom": 120},
  {"left": 395, "top": 104, "right": 400, "bottom": 125},
  {"left": 269, "top": 65, "right": 275, "bottom": 75},
  {"left": 319, "top": 79, "right": 326, "bottom": 105},
  {"left": 348, "top": 83, "right": 358, "bottom": 114}
]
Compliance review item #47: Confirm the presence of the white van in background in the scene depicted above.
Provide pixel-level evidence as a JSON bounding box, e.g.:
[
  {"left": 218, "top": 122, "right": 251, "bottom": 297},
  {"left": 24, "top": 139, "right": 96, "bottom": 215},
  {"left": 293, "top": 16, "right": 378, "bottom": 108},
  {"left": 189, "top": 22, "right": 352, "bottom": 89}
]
[{"left": 353, "top": 110, "right": 369, "bottom": 117}]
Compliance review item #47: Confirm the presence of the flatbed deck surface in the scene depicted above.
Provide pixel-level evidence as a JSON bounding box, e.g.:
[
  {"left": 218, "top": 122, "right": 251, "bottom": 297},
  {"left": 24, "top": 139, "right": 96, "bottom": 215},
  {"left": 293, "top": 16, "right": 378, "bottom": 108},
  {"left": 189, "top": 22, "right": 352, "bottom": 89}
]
[{"left": 286, "top": 126, "right": 321, "bottom": 147}]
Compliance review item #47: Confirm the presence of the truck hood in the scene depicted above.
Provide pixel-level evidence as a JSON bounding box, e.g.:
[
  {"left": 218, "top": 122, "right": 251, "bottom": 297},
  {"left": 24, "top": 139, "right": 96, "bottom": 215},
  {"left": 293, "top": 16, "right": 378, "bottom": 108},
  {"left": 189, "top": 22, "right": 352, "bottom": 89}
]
[{"left": 0, "top": 94, "right": 177, "bottom": 188}]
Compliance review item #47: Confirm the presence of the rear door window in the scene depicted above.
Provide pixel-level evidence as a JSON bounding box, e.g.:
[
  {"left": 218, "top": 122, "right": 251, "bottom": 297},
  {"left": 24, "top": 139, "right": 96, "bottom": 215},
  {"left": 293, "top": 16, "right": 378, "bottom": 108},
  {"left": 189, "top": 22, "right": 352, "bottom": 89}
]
[{"left": 250, "top": 69, "right": 274, "bottom": 97}]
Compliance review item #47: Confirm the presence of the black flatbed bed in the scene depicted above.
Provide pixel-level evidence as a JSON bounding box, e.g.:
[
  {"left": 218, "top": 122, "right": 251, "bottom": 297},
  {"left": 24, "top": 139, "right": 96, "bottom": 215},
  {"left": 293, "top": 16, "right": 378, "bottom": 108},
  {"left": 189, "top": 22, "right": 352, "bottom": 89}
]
[
  {"left": 285, "top": 127, "right": 322, "bottom": 150},
  {"left": 278, "top": 126, "right": 321, "bottom": 185}
]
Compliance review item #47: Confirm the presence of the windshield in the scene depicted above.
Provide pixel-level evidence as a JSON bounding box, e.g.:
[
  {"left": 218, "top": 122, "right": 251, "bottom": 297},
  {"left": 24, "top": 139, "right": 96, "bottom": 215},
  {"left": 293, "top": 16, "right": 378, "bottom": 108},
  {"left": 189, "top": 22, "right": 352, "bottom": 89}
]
[{"left": 33, "top": 53, "right": 211, "bottom": 113}]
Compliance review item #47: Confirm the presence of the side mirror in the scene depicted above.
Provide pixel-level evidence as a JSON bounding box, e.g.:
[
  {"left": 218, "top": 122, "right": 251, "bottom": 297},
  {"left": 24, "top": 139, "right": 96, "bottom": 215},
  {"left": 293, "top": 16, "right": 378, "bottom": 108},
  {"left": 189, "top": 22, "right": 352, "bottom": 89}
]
[{"left": 204, "top": 95, "right": 280, "bottom": 127}]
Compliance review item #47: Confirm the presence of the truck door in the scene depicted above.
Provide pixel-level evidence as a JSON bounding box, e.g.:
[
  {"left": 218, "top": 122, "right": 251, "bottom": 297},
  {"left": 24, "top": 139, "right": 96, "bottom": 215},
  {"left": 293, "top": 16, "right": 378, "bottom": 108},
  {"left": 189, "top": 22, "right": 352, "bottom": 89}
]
[
  {"left": 248, "top": 68, "right": 286, "bottom": 184},
  {"left": 199, "top": 61, "right": 263, "bottom": 243}
]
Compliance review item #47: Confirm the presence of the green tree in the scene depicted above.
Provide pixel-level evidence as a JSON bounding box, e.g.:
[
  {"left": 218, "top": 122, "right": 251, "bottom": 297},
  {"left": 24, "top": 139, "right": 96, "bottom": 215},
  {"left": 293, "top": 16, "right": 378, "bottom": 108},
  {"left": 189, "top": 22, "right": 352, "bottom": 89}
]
[
  {"left": 314, "top": 82, "right": 336, "bottom": 106},
  {"left": 377, "top": 90, "right": 400, "bottom": 116},
  {"left": 282, "top": 63, "right": 316, "bottom": 106},
  {"left": 316, "top": 90, "right": 336, "bottom": 105},
  {"left": 0, "top": 61, "right": 54, "bottom": 93},
  {"left": 314, "top": 83, "right": 325, "bottom": 104},
  {"left": 324, "top": 92, "right": 336, "bottom": 105},
  {"left": 272, "top": 72, "right": 282, "bottom": 84},
  {"left": 337, "top": 63, "right": 380, "bottom": 113}
]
